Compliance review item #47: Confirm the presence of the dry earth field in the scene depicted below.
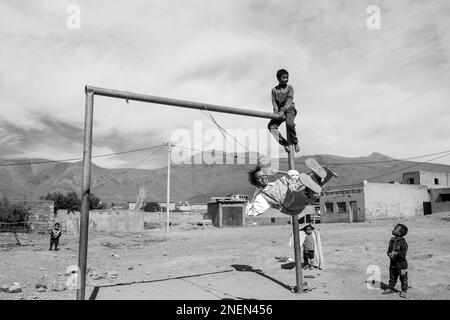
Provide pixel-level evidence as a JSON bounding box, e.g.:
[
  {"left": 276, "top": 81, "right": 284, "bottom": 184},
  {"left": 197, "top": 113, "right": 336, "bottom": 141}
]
[{"left": 1, "top": 211, "right": 450, "bottom": 300}]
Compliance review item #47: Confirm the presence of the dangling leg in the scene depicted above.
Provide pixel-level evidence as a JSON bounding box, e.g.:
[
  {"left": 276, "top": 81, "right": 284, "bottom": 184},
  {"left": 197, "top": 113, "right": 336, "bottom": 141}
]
[
  {"left": 285, "top": 107, "right": 299, "bottom": 152},
  {"left": 305, "top": 157, "right": 338, "bottom": 186},
  {"left": 268, "top": 119, "right": 290, "bottom": 153},
  {"left": 299, "top": 173, "right": 322, "bottom": 194}
]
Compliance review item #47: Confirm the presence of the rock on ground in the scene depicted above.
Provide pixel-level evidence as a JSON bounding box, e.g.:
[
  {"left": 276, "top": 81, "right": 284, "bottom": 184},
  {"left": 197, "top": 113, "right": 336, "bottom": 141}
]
[
  {"left": 9, "top": 283, "right": 22, "bottom": 293},
  {"left": 50, "top": 281, "right": 67, "bottom": 292},
  {"left": 0, "top": 283, "right": 10, "bottom": 292},
  {"left": 35, "top": 279, "right": 48, "bottom": 289}
]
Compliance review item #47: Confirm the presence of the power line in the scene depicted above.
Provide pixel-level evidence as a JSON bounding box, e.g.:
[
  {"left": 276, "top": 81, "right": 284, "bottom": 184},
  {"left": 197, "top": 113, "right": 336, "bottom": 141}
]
[
  {"left": 172, "top": 144, "right": 450, "bottom": 167},
  {"left": 0, "top": 143, "right": 168, "bottom": 167},
  {"left": 0, "top": 138, "right": 449, "bottom": 169},
  {"left": 327, "top": 149, "right": 450, "bottom": 165},
  {"left": 325, "top": 151, "right": 450, "bottom": 190},
  {"left": 200, "top": 104, "right": 261, "bottom": 161},
  {"left": 92, "top": 144, "right": 165, "bottom": 191}
]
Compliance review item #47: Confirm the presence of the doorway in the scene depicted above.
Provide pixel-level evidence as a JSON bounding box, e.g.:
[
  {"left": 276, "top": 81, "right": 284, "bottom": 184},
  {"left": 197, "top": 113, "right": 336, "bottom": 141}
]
[
  {"left": 350, "top": 201, "right": 358, "bottom": 222},
  {"left": 423, "top": 202, "right": 432, "bottom": 215}
]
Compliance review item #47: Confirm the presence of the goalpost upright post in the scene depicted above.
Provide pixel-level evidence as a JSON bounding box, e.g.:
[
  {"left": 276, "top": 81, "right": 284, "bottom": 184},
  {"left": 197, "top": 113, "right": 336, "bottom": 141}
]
[
  {"left": 77, "top": 85, "right": 304, "bottom": 299},
  {"left": 166, "top": 141, "right": 171, "bottom": 236}
]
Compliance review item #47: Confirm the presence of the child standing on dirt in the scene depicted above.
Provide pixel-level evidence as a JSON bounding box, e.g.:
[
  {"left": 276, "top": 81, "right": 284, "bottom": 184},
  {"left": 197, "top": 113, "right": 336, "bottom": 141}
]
[
  {"left": 303, "top": 225, "right": 315, "bottom": 270},
  {"left": 383, "top": 223, "right": 409, "bottom": 298},
  {"left": 49, "top": 223, "right": 62, "bottom": 251},
  {"left": 268, "top": 69, "right": 300, "bottom": 153}
]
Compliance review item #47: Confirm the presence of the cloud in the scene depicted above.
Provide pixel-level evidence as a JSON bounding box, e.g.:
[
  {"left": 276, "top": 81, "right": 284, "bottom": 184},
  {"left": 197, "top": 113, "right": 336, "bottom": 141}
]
[
  {"left": 0, "top": 115, "right": 169, "bottom": 168},
  {"left": 0, "top": 0, "right": 449, "bottom": 167}
]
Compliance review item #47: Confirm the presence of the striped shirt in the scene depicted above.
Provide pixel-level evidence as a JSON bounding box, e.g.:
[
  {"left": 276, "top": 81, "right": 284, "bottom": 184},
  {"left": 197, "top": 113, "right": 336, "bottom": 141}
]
[{"left": 304, "top": 234, "right": 314, "bottom": 251}]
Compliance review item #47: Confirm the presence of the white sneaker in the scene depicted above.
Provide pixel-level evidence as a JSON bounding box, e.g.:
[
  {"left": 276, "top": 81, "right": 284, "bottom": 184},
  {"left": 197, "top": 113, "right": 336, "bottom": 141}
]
[{"left": 299, "top": 173, "right": 322, "bottom": 194}]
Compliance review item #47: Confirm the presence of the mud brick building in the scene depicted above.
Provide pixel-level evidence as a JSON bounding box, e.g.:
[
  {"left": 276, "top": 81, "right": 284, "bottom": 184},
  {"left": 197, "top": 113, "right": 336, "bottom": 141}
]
[{"left": 27, "top": 200, "right": 54, "bottom": 233}]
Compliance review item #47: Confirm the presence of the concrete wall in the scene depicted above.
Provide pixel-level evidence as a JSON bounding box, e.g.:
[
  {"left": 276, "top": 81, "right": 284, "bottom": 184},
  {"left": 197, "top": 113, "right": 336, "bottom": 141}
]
[
  {"left": 55, "top": 209, "right": 144, "bottom": 234},
  {"left": 403, "top": 171, "right": 450, "bottom": 189},
  {"left": 419, "top": 171, "right": 450, "bottom": 189},
  {"left": 364, "top": 183, "right": 429, "bottom": 219},
  {"left": 402, "top": 172, "right": 421, "bottom": 185},
  {"left": 190, "top": 204, "right": 207, "bottom": 211},
  {"left": 320, "top": 189, "right": 365, "bottom": 223},
  {"left": 429, "top": 188, "right": 450, "bottom": 202},
  {"left": 245, "top": 207, "right": 297, "bottom": 226},
  {"left": 246, "top": 216, "right": 291, "bottom": 226},
  {"left": 157, "top": 202, "right": 176, "bottom": 210},
  {"left": 128, "top": 202, "right": 176, "bottom": 210},
  {"left": 429, "top": 188, "right": 450, "bottom": 214}
]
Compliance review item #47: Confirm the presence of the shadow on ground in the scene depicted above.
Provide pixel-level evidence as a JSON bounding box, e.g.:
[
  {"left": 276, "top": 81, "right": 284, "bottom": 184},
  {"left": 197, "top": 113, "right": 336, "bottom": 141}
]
[
  {"left": 88, "top": 269, "right": 234, "bottom": 300},
  {"left": 364, "top": 280, "right": 401, "bottom": 293},
  {"left": 230, "top": 264, "right": 293, "bottom": 292}
]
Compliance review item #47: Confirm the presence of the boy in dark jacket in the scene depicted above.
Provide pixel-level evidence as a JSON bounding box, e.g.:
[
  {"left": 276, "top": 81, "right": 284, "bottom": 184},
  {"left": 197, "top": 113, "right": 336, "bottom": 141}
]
[
  {"left": 49, "top": 223, "right": 62, "bottom": 251},
  {"left": 383, "top": 223, "right": 409, "bottom": 298}
]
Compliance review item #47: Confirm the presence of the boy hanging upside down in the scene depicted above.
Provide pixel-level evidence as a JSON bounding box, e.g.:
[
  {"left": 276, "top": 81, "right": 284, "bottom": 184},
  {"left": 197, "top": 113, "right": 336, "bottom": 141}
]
[{"left": 245, "top": 158, "right": 336, "bottom": 217}]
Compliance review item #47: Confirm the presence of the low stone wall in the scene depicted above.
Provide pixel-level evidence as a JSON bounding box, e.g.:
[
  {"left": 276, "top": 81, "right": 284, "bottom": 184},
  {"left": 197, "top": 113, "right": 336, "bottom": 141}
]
[
  {"left": 27, "top": 200, "right": 54, "bottom": 233},
  {"left": 55, "top": 209, "right": 144, "bottom": 234}
]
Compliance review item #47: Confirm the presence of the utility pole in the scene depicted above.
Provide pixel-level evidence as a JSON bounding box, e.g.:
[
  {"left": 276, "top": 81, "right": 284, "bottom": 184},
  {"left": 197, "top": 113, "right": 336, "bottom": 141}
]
[
  {"left": 288, "top": 143, "right": 303, "bottom": 293},
  {"left": 77, "top": 89, "right": 94, "bottom": 300},
  {"left": 166, "top": 141, "right": 171, "bottom": 236}
]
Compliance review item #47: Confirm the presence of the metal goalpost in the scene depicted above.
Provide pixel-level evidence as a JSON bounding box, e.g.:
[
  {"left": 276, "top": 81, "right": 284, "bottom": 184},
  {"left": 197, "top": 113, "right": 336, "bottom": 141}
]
[{"left": 77, "top": 85, "right": 304, "bottom": 300}]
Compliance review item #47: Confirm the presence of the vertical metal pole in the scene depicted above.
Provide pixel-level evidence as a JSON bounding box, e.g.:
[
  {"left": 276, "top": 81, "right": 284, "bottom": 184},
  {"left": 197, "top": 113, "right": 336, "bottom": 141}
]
[
  {"left": 288, "top": 145, "right": 303, "bottom": 293},
  {"left": 349, "top": 202, "right": 353, "bottom": 224},
  {"left": 166, "top": 141, "right": 171, "bottom": 236},
  {"left": 77, "top": 90, "right": 94, "bottom": 300}
]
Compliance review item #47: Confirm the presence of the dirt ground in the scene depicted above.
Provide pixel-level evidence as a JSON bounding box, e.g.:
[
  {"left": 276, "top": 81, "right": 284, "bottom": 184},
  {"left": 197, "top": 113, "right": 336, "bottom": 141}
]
[{"left": 1, "top": 211, "right": 450, "bottom": 300}]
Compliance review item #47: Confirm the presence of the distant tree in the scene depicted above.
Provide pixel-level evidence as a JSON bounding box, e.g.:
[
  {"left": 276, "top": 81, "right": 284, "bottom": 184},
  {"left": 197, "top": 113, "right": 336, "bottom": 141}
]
[
  {"left": 40, "top": 191, "right": 106, "bottom": 213},
  {"left": 0, "top": 196, "right": 31, "bottom": 244},
  {"left": 0, "top": 196, "right": 30, "bottom": 222},
  {"left": 142, "top": 202, "right": 162, "bottom": 212},
  {"left": 64, "top": 191, "right": 81, "bottom": 213},
  {"left": 89, "top": 194, "right": 106, "bottom": 210},
  {"left": 40, "top": 192, "right": 65, "bottom": 214}
]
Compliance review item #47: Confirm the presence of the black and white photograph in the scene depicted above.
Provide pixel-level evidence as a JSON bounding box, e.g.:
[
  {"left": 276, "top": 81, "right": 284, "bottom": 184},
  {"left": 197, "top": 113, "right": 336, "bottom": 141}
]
[{"left": 0, "top": 0, "right": 449, "bottom": 305}]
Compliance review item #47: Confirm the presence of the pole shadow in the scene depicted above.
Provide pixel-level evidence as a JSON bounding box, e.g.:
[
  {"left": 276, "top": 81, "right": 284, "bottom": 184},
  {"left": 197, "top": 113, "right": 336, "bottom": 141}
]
[
  {"left": 230, "top": 264, "right": 293, "bottom": 292},
  {"left": 88, "top": 269, "right": 234, "bottom": 300}
]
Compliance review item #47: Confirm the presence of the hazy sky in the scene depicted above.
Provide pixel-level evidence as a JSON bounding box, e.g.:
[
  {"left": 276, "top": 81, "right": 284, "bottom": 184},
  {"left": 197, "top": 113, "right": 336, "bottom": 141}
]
[{"left": 0, "top": 0, "right": 449, "bottom": 169}]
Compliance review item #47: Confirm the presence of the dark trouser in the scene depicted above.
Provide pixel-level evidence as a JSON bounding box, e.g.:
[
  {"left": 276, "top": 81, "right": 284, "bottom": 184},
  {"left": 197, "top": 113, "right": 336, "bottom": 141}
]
[
  {"left": 268, "top": 107, "right": 298, "bottom": 146},
  {"left": 50, "top": 239, "right": 59, "bottom": 250},
  {"left": 303, "top": 250, "right": 314, "bottom": 266},
  {"left": 389, "top": 267, "right": 408, "bottom": 292}
]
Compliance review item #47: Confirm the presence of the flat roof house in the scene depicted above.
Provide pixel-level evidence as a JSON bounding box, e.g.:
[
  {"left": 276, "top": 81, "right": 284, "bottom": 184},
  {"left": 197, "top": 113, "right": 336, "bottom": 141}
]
[{"left": 320, "top": 181, "right": 430, "bottom": 223}]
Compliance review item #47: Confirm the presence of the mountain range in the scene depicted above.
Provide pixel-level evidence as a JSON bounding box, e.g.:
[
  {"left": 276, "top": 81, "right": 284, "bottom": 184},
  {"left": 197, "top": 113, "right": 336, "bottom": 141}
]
[{"left": 1, "top": 152, "right": 450, "bottom": 204}]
